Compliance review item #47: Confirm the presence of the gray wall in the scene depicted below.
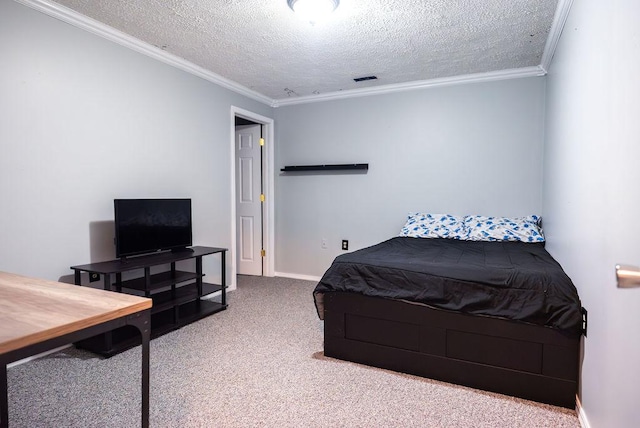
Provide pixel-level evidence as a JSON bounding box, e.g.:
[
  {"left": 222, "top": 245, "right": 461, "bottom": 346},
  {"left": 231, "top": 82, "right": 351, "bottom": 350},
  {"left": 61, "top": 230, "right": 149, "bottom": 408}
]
[
  {"left": 0, "top": 0, "right": 273, "bottom": 285},
  {"left": 275, "top": 78, "right": 546, "bottom": 277},
  {"left": 543, "top": 1, "right": 640, "bottom": 427}
]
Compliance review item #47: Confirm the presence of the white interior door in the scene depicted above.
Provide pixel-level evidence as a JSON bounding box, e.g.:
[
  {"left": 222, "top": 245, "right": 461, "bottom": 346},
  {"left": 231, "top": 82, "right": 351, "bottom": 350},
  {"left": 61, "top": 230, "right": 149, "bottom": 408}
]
[{"left": 235, "top": 124, "right": 263, "bottom": 276}]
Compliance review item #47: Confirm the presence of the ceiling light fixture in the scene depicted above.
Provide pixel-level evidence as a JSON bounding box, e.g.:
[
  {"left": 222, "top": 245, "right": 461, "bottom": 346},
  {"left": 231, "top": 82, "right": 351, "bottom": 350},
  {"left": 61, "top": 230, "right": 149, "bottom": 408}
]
[{"left": 287, "top": 0, "right": 340, "bottom": 24}]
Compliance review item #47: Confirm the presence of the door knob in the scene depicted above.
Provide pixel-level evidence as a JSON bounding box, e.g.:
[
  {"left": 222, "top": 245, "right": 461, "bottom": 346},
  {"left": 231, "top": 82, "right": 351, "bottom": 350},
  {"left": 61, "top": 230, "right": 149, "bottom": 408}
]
[{"left": 616, "top": 264, "right": 640, "bottom": 288}]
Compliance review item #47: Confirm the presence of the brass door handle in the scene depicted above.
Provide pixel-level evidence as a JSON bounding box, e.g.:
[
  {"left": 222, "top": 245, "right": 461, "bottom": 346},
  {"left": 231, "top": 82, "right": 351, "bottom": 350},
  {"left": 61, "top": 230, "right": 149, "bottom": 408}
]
[{"left": 616, "top": 264, "right": 640, "bottom": 288}]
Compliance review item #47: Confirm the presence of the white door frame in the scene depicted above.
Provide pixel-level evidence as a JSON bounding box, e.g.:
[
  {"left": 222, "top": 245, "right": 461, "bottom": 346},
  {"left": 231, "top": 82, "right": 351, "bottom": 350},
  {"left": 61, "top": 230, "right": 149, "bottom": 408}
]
[{"left": 230, "top": 106, "right": 275, "bottom": 281}]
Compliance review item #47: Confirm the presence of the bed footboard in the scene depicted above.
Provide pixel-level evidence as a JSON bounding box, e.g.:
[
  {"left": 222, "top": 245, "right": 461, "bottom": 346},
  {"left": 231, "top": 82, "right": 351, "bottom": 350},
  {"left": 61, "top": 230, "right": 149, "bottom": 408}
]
[{"left": 323, "top": 292, "right": 580, "bottom": 409}]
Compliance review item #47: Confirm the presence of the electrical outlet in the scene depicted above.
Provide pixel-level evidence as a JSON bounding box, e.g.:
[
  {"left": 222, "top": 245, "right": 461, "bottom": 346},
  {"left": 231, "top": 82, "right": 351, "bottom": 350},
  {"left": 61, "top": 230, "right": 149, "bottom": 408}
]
[
  {"left": 89, "top": 273, "right": 100, "bottom": 283},
  {"left": 342, "top": 240, "right": 349, "bottom": 251},
  {"left": 321, "top": 238, "right": 328, "bottom": 249}
]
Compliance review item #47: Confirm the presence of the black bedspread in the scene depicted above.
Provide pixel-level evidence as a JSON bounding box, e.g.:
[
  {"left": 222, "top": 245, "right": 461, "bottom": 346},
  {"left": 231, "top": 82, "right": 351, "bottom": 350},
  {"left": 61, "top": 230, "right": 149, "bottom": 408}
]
[{"left": 314, "top": 237, "right": 584, "bottom": 336}]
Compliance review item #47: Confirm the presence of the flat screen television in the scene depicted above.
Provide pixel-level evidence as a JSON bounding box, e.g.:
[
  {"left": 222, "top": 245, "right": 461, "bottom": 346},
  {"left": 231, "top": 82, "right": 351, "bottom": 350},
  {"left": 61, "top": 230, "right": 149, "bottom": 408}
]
[{"left": 114, "top": 198, "right": 192, "bottom": 258}]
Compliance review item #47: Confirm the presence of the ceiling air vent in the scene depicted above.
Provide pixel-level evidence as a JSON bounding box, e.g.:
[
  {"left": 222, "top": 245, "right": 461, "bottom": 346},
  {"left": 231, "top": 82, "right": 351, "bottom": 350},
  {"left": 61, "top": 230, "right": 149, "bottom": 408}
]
[{"left": 353, "top": 75, "right": 377, "bottom": 82}]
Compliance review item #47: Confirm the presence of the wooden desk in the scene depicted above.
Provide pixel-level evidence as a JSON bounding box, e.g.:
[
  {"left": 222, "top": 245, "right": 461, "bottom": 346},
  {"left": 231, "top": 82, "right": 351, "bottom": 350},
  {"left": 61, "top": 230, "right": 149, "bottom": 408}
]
[{"left": 0, "top": 271, "right": 152, "bottom": 428}]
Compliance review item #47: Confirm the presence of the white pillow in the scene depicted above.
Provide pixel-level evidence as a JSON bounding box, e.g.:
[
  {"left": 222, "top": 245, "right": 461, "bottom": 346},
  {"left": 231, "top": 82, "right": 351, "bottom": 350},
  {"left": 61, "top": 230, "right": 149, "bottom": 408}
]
[
  {"left": 399, "top": 213, "right": 467, "bottom": 240},
  {"left": 463, "top": 215, "right": 545, "bottom": 243}
]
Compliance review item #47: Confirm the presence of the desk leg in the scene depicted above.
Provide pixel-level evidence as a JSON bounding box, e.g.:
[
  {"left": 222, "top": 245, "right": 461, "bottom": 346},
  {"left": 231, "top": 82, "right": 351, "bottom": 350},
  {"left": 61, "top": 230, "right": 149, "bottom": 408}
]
[
  {"left": 128, "top": 310, "right": 151, "bottom": 428},
  {"left": 141, "top": 322, "right": 150, "bottom": 428},
  {"left": 0, "top": 362, "right": 7, "bottom": 428}
]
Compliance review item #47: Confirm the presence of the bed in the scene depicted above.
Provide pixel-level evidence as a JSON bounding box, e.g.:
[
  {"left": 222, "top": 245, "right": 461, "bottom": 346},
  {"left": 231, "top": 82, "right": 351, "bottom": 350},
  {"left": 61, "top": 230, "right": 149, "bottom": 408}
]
[{"left": 314, "top": 214, "right": 585, "bottom": 409}]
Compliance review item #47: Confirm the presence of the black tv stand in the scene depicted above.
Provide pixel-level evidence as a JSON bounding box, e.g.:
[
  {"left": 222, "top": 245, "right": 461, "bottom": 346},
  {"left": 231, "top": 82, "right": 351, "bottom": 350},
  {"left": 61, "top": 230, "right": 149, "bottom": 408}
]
[
  {"left": 70, "top": 246, "right": 227, "bottom": 357},
  {"left": 172, "top": 247, "right": 195, "bottom": 253}
]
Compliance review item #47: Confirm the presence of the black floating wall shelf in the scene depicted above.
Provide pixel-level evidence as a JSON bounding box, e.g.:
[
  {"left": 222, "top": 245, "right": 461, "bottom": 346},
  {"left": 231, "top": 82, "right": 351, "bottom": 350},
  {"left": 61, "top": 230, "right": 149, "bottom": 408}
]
[{"left": 280, "top": 163, "right": 368, "bottom": 172}]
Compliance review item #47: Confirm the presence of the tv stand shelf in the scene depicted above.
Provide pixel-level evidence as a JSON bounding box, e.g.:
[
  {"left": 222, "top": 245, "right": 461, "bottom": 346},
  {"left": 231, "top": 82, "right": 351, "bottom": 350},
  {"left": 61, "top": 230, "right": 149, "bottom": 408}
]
[
  {"left": 70, "top": 246, "right": 227, "bottom": 357},
  {"left": 118, "top": 270, "right": 199, "bottom": 294}
]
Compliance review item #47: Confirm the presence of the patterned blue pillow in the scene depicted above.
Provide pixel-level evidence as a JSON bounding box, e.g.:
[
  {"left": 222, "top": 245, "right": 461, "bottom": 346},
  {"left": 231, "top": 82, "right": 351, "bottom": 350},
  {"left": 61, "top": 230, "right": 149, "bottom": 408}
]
[
  {"left": 399, "top": 213, "right": 467, "bottom": 239},
  {"left": 463, "top": 215, "right": 545, "bottom": 243}
]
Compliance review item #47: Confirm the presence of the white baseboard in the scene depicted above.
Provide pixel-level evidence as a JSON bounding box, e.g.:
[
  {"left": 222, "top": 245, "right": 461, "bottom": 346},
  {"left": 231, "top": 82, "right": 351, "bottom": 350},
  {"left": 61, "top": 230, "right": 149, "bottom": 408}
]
[
  {"left": 576, "top": 395, "right": 590, "bottom": 428},
  {"left": 275, "top": 272, "right": 322, "bottom": 282},
  {"left": 7, "top": 345, "right": 71, "bottom": 368}
]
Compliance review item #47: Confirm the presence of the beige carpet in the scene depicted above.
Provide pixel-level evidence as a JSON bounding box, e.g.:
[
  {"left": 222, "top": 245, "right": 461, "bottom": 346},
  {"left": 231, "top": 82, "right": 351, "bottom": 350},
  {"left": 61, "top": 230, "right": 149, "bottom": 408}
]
[{"left": 7, "top": 276, "right": 580, "bottom": 427}]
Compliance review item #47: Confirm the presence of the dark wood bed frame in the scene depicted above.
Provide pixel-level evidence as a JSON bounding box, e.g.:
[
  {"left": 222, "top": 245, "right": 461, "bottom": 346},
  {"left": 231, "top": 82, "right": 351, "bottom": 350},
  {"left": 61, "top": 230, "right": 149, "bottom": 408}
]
[{"left": 323, "top": 292, "right": 581, "bottom": 409}]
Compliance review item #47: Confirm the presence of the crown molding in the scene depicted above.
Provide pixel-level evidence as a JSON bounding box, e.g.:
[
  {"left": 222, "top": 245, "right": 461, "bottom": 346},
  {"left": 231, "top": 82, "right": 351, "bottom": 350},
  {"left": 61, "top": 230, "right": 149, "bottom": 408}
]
[
  {"left": 273, "top": 66, "right": 546, "bottom": 107},
  {"left": 15, "top": 0, "right": 563, "bottom": 109},
  {"left": 540, "top": 0, "right": 574, "bottom": 73},
  {"left": 14, "top": 0, "right": 277, "bottom": 107}
]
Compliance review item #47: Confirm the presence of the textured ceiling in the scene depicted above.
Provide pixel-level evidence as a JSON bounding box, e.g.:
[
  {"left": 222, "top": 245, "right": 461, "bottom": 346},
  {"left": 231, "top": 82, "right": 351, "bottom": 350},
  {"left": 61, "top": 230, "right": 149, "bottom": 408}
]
[{"left": 50, "top": 0, "right": 559, "bottom": 102}]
